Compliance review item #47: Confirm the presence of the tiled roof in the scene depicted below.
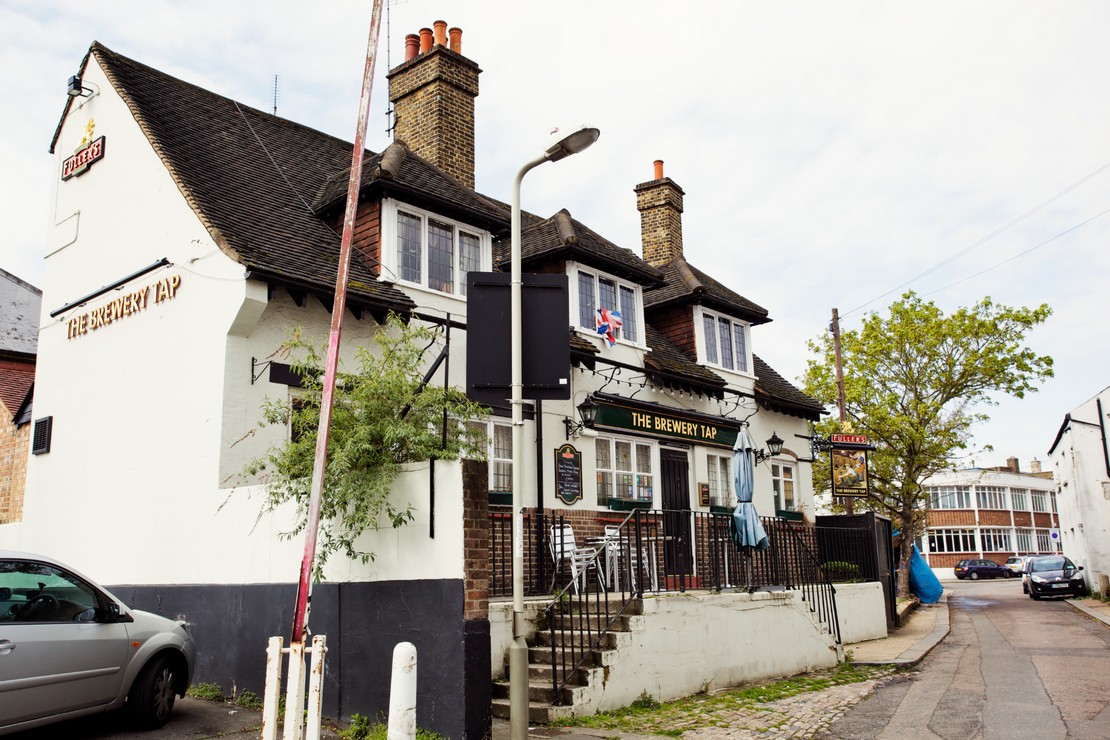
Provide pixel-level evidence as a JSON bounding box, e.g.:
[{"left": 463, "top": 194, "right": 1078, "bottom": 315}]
[
  {"left": 64, "top": 43, "right": 431, "bottom": 313},
  {"left": 313, "top": 142, "right": 509, "bottom": 229},
  {"left": 494, "top": 210, "right": 665, "bottom": 286},
  {"left": 753, "top": 355, "right": 824, "bottom": 420},
  {"left": 0, "top": 361, "right": 35, "bottom": 419},
  {"left": 645, "top": 326, "right": 727, "bottom": 396},
  {"left": 644, "top": 258, "right": 770, "bottom": 325}
]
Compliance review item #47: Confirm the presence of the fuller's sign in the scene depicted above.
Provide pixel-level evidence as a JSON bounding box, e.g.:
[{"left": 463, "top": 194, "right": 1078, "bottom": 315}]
[{"left": 62, "top": 136, "right": 106, "bottom": 180}]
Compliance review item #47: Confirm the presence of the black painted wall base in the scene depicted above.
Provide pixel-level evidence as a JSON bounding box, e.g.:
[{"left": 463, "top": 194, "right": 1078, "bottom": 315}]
[{"left": 113, "top": 578, "right": 491, "bottom": 739}]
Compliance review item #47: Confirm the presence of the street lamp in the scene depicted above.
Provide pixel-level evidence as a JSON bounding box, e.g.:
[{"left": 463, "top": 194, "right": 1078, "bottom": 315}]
[{"left": 509, "top": 124, "right": 599, "bottom": 740}]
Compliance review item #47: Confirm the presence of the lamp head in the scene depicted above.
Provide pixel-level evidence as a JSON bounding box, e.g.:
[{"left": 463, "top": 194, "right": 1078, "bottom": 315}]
[
  {"left": 67, "top": 75, "right": 84, "bottom": 98},
  {"left": 766, "top": 432, "right": 784, "bottom": 457},
  {"left": 544, "top": 124, "right": 600, "bottom": 162}
]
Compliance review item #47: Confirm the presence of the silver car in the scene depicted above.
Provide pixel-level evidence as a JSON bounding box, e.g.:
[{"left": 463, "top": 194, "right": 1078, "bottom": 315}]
[{"left": 0, "top": 551, "right": 196, "bottom": 736}]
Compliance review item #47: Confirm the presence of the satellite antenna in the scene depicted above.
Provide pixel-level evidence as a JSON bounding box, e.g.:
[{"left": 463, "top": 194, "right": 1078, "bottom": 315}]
[{"left": 272, "top": 75, "right": 280, "bottom": 116}]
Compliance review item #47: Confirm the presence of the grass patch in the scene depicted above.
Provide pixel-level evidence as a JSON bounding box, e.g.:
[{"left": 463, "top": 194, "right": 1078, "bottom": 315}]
[
  {"left": 339, "top": 713, "right": 448, "bottom": 740},
  {"left": 560, "top": 662, "right": 894, "bottom": 735},
  {"left": 186, "top": 682, "right": 226, "bottom": 702}
]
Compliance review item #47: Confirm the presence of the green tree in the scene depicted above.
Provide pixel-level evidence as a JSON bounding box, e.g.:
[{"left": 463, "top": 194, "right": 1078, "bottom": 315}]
[
  {"left": 803, "top": 292, "right": 1052, "bottom": 593},
  {"left": 246, "top": 314, "right": 488, "bottom": 577}
]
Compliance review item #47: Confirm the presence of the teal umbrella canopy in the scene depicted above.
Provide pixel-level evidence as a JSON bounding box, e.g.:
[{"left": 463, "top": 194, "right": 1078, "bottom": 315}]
[{"left": 731, "top": 424, "right": 770, "bottom": 551}]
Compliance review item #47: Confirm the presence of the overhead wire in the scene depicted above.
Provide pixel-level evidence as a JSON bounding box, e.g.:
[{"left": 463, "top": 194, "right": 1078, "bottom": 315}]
[{"left": 843, "top": 161, "right": 1110, "bottom": 317}]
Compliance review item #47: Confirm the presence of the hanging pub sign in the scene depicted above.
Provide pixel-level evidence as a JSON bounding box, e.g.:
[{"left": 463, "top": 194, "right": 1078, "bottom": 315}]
[
  {"left": 554, "top": 444, "right": 583, "bottom": 505},
  {"left": 62, "top": 135, "right": 106, "bottom": 180},
  {"left": 830, "top": 433, "right": 869, "bottom": 498}
]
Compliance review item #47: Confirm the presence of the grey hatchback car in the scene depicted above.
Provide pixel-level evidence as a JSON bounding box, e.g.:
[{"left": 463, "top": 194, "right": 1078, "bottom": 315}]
[{"left": 0, "top": 551, "right": 196, "bottom": 736}]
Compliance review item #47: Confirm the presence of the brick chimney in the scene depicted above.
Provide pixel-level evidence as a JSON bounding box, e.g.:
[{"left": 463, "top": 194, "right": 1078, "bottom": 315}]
[
  {"left": 1029, "top": 458, "right": 1042, "bottom": 474},
  {"left": 635, "top": 159, "right": 685, "bottom": 267},
  {"left": 1006, "top": 456, "right": 1020, "bottom": 473},
  {"left": 387, "top": 22, "right": 480, "bottom": 189}
]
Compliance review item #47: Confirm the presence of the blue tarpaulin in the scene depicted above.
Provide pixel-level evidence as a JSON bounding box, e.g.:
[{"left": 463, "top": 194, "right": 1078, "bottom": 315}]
[{"left": 908, "top": 544, "right": 943, "bottom": 603}]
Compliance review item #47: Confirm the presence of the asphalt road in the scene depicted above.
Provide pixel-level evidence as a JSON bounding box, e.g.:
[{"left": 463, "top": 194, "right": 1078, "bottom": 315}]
[{"left": 824, "top": 579, "right": 1110, "bottom": 739}]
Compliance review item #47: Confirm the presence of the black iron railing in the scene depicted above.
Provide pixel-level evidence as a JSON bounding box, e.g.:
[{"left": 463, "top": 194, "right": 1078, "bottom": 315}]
[{"left": 491, "top": 508, "right": 863, "bottom": 702}]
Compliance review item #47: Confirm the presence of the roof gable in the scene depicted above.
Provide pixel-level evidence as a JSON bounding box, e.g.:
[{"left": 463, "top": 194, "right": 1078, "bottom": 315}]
[{"left": 644, "top": 258, "right": 770, "bottom": 325}]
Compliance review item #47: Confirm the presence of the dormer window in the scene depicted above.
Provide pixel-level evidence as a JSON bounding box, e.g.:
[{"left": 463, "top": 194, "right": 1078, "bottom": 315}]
[
  {"left": 568, "top": 262, "right": 642, "bottom": 345},
  {"left": 382, "top": 199, "right": 490, "bottom": 296},
  {"left": 696, "top": 307, "right": 751, "bottom": 374}
]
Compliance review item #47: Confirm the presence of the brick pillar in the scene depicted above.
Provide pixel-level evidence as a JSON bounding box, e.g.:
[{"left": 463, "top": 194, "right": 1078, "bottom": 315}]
[
  {"left": 461, "top": 458, "right": 491, "bottom": 739},
  {"left": 634, "top": 165, "right": 685, "bottom": 267}
]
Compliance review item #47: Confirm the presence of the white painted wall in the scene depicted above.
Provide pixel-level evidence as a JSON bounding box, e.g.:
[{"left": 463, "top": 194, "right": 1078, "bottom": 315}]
[
  {"left": 1051, "top": 387, "right": 1110, "bottom": 594},
  {"left": 833, "top": 582, "right": 888, "bottom": 643},
  {"left": 5, "top": 56, "right": 466, "bottom": 589},
  {"left": 489, "top": 590, "right": 840, "bottom": 706}
]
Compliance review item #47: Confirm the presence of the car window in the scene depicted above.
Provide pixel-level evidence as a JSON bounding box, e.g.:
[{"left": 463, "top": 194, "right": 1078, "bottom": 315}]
[
  {"left": 1031, "top": 557, "right": 1065, "bottom": 572},
  {"left": 984, "top": 560, "right": 999, "bottom": 567},
  {"left": 0, "top": 560, "right": 99, "bottom": 623}
]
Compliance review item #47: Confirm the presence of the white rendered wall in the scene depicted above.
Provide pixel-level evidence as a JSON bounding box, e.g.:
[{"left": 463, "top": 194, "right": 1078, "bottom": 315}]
[
  {"left": 833, "top": 582, "right": 888, "bottom": 643},
  {"left": 8, "top": 57, "right": 465, "bottom": 588}
]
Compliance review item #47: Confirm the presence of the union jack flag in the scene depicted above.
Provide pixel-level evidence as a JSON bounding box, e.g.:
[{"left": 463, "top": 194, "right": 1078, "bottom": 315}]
[{"left": 595, "top": 308, "right": 623, "bottom": 348}]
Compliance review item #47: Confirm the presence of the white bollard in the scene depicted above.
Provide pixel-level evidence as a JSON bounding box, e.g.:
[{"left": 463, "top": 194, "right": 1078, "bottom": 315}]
[
  {"left": 262, "top": 637, "right": 284, "bottom": 740},
  {"left": 387, "top": 642, "right": 418, "bottom": 740}
]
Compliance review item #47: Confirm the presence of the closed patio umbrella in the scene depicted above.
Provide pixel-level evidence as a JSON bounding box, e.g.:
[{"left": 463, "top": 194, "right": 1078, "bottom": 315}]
[{"left": 731, "top": 423, "right": 770, "bottom": 552}]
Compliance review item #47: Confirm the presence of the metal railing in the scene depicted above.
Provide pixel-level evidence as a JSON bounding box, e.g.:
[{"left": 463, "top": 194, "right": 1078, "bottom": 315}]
[{"left": 491, "top": 508, "right": 861, "bottom": 702}]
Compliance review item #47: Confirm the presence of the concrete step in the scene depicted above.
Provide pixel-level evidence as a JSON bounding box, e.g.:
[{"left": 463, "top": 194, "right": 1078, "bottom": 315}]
[
  {"left": 491, "top": 679, "right": 588, "bottom": 705},
  {"left": 550, "top": 612, "right": 634, "bottom": 632},
  {"left": 491, "top": 697, "right": 579, "bottom": 724}
]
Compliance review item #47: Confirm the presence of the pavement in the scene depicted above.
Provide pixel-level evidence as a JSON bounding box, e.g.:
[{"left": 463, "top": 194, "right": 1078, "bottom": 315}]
[{"left": 1066, "top": 593, "right": 1110, "bottom": 628}]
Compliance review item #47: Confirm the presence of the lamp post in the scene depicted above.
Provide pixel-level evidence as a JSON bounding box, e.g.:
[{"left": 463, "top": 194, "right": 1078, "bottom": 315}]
[{"left": 509, "top": 125, "right": 599, "bottom": 740}]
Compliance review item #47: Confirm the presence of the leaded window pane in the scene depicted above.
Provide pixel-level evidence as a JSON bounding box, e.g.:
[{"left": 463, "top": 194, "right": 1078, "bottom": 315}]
[
  {"left": 734, "top": 324, "right": 748, "bottom": 372},
  {"left": 619, "top": 285, "right": 637, "bottom": 343},
  {"left": 459, "top": 232, "right": 481, "bottom": 296},
  {"left": 703, "top": 313, "right": 718, "bottom": 364},
  {"left": 427, "top": 219, "right": 454, "bottom": 293},
  {"left": 398, "top": 211, "right": 422, "bottom": 282},
  {"left": 578, "top": 272, "right": 596, "bottom": 329},
  {"left": 718, "top": 317, "right": 734, "bottom": 370}
]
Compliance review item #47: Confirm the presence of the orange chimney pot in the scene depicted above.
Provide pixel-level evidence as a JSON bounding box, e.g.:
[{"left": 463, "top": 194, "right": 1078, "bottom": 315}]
[
  {"left": 654, "top": 159, "right": 664, "bottom": 180},
  {"left": 404, "top": 34, "right": 420, "bottom": 61},
  {"left": 419, "top": 28, "right": 433, "bottom": 53},
  {"left": 449, "top": 27, "right": 462, "bottom": 53},
  {"left": 433, "top": 20, "right": 448, "bottom": 47}
]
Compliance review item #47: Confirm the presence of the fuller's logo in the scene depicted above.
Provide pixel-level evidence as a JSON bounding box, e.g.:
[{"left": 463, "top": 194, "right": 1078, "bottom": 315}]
[{"left": 62, "top": 135, "right": 106, "bottom": 180}]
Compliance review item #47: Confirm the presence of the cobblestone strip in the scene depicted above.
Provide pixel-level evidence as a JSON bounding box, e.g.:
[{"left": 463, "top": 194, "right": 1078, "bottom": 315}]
[{"left": 680, "top": 675, "right": 898, "bottom": 739}]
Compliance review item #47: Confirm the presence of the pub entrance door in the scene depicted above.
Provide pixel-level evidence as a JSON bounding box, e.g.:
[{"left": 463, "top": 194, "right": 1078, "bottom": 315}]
[{"left": 660, "top": 449, "right": 692, "bottom": 577}]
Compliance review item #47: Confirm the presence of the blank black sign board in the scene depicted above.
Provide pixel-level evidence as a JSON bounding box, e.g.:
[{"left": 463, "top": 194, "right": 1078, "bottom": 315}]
[{"left": 466, "top": 272, "right": 571, "bottom": 405}]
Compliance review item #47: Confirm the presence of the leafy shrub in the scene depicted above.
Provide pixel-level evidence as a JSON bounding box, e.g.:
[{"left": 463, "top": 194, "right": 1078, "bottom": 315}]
[
  {"left": 822, "top": 561, "right": 863, "bottom": 583},
  {"left": 187, "top": 682, "right": 226, "bottom": 702}
]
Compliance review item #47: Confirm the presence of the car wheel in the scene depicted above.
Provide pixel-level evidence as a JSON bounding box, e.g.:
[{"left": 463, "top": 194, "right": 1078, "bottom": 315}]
[
  {"left": 1022, "top": 583, "right": 1028, "bottom": 594},
  {"left": 970, "top": 572, "right": 979, "bottom": 580},
  {"left": 128, "top": 655, "right": 177, "bottom": 728},
  {"left": 1030, "top": 592, "right": 1040, "bottom": 601},
  {"left": 1002, "top": 571, "right": 1011, "bottom": 578}
]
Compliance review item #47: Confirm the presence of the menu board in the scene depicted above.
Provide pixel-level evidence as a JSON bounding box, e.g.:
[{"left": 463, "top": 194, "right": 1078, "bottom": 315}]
[{"left": 554, "top": 444, "right": 582, "bottom": 505}]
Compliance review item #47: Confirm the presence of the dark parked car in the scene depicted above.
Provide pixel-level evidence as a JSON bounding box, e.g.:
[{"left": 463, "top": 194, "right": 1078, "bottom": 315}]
[
  {"left": 1025, "top": 555, "right": 1087, "bottom": 600},
  {"left": 954, "top": 558, "right": 1011, "bottom": 580},
  {"left": 0, "top": 551, "right": 196, "bottom": 736}
]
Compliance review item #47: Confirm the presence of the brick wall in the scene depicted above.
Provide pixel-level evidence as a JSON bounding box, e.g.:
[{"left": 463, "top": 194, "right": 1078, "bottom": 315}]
[
  {"left": 925, "top": 510, "right": 976, "bottom": 527},
  {"left": 930, "top": 553, "right": 974, "bottom": 568},
  {"left": 651, "top": 304, "right": 696, "bottom": 359},
  {"left": 387, "top": 47, "right": 480, "bottom": 190},
  {"left": 0, "top": 407, "right": 29, "bottom": 523},
  {"left": 978, "top": 510, "right": 1011, "bottom": 526},
  {"left": 1013, "top": 511, "right": 1032, "bottom": 527}
]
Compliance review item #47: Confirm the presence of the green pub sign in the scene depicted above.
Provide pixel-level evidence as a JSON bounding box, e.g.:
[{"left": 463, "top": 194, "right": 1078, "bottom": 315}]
[{"left": 593, "top": 400, "right": 738, "bottom": 449}]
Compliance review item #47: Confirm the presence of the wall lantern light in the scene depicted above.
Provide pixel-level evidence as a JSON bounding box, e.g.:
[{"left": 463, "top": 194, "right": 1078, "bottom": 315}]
[
  {"left": 754, "top": 431, "right": 784, "bottom": 464},
  {"left": 563, "top": 395, "right": 599, "bottom": 439}
]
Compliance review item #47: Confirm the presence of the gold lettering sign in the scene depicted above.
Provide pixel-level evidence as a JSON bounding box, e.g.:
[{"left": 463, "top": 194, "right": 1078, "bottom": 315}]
[{"left": 66, "top": 274, "right": 182, "bottom": 339}]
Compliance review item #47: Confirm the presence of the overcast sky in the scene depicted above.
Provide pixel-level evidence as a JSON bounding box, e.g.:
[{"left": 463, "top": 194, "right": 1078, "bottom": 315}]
[{"left": 4, "top": 1, "right": 1109, "bottom": 470}]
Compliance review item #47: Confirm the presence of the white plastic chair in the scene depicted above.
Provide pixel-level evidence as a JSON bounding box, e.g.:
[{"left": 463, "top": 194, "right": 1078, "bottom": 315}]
[
  {"left": 601, "top": 525, "right": 657, "bottom": 592},
  {"left": 549, "top": 525, "right": 598, "bottom": 594}
]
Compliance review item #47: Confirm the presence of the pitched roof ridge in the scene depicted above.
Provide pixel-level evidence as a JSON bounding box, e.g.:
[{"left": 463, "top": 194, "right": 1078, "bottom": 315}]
[
  {"left": 553, "top": 209, "right": 579, "bottom": 245},
  {"left": 374, "top": 141, "right": 408, "bottom": 180},
  {"left": 674, "top": 258, "right": 705, "bottom": 294}
]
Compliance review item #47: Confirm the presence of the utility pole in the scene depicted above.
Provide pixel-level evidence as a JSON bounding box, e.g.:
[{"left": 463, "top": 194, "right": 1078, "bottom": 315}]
[{"left": 830, "top": 308, "right": 853, "bottom": 515}]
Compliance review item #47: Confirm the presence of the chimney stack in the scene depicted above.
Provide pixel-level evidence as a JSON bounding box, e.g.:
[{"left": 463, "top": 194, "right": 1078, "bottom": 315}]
[
  {"left": 635, "top": 159, "right": 686, "bottom": 267},
  {"left": 388, "top": 22, "right": 480, "bottom": 189},
  {"left": 1007, "top": 456, "right": 1020, "bottom": 473},
  {"left": 1030, "top": 458, "right": 1042, "bottom": 474}
]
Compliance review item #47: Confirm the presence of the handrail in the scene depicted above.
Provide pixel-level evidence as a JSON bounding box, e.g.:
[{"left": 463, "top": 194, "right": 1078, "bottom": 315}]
[
  {"left": 542, "top": 510, "right": 640, "bottom": 705},
  {"left": 775, "top": 521, "right": 842, "bottom": 644}
]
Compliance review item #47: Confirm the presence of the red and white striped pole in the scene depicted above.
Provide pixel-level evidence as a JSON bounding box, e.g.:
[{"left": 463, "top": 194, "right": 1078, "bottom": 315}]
[{"left": 291, "top": 0, "right": 385, "bottom": 645}]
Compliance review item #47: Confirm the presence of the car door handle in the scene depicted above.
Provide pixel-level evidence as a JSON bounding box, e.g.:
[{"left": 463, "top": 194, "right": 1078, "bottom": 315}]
[{"left": 0, "top": 639, "right": 15, "bottom": 655}]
